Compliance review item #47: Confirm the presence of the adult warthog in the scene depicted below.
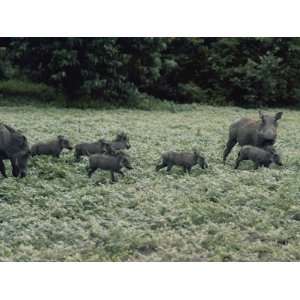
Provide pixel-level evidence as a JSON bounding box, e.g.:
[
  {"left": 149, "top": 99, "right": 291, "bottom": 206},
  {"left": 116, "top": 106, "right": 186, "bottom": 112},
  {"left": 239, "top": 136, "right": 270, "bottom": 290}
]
[
  {"left": 0, "top": 124, "right": 30, "bottom": 178},
  {"left": 223, "top": 111, "right": 283, "bottom": 164}
]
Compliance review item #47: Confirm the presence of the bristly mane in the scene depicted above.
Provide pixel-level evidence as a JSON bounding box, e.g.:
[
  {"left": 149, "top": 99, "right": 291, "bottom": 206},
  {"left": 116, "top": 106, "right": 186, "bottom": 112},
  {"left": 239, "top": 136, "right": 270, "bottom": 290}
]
[
  {"left": 1, "top": 123, "right": 17, "bottom": 133},
  {"left": 114, "top": 132, "right": 128, "bottom": 141}
]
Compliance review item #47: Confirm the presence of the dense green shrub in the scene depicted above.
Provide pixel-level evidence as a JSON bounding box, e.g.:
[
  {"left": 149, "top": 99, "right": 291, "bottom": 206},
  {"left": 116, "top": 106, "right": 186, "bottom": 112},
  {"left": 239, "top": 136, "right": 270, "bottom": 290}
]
[
  {"left": 203, "top": 38, "right": 300, "bottom": 107},
  {"left": 7, "top": 38, "right": 171, "bottom": 106},
  {"left": 152, "top": 37, "right": 300, "bottom": 107},
  {"left": 8, "top": 38, "right": 140, "bottom": 105},
  {"left": 2, "top": 37, "right": 300, "bottom": 107},
  {"left": 0, "top": 80, "right": 56, "bottom": 101},
  {"left": 0, "top": 47, "right": 16, "bottom": 80}
]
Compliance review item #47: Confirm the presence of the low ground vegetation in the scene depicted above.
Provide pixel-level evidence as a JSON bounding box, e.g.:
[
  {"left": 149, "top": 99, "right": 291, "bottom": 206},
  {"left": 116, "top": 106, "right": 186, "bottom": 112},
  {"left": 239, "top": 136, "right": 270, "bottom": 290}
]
[{"left": 0, "top": 101, "right": 300, "bottom": 261}]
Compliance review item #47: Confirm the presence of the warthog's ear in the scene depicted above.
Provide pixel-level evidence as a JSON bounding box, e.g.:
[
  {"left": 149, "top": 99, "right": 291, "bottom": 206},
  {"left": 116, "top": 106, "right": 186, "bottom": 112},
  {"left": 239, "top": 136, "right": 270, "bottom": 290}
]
[
  {"left": 18, "top": 135, "right": 27, "bottom": 147},
  {"left": 13, "top": 134, "right": 27, "bottom": 148},
  {"left": 116, "top": 132, "right": 128, "bottom": 141},
  {"left": 118, "top": 155, "right": 126, "bottom": 164},
  {"left": 104, "top": 143, "right": 113, "bottom": 154},
  {"left": 265, "top": 146, "right": 276, "bottom": 154},
  {"left": 57, "top": 135, "right": 65, "bottom": 146},
  {"left": 192, "top": 148, "right": 199, "bottom": 156},
  {"left": 275, "top": 112, "right": 283, "bottom": 121},
  {"left": 259, "top": 110, "right": 265, "bottom": 121}
]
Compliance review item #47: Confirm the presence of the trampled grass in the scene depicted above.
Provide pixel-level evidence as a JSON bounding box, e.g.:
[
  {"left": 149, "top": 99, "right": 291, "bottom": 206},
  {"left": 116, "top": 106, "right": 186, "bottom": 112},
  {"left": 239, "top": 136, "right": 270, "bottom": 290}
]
[{"left": 0, "top": 103, "right": 300, "bottom": 261}]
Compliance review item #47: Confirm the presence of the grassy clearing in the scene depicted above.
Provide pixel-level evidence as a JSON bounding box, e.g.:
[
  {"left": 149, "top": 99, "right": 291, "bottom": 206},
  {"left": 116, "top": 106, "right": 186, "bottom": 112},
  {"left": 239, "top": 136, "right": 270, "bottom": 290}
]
[{"left": 0, "top": 103, "right": 300, "bottom": 261}]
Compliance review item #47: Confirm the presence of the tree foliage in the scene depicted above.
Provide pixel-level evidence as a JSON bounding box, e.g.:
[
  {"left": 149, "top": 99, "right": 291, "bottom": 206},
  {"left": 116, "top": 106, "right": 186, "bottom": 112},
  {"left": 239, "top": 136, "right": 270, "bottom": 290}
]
[{"left": 3, "top": 37, "right": 300, "bottom": 107}]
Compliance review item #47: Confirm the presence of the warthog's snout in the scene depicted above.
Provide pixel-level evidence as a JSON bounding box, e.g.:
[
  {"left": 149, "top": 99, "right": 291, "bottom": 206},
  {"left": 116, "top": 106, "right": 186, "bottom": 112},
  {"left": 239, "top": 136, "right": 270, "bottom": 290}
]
[
  {"left": 261, "top": 138, "right": 276, "bottom": 147},
  {"left": 258, "top": 129, "right": 276, "bottom": 147},
  {"left": 263, "top": 130, "right": 276, "bottom": 142}
]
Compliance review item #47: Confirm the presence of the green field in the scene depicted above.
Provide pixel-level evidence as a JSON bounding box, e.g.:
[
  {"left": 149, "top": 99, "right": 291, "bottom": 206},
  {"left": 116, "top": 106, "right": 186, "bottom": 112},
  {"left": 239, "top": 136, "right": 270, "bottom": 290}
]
[{"left": 0, "top": 103, "right": 300, "bottom": 261}]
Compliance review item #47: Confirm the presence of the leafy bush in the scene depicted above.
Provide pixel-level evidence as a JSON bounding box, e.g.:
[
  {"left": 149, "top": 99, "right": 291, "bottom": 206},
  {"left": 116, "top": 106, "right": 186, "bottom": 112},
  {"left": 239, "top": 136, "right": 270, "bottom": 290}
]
[
  {"left": 177, "top": 83, "right": 210, "bottom": 103},
  {"left": 0, "top": 80, "right": 56, "bottom": 101},
  {"left": 8, "top": 38, "right": 165, "bottom": 106},
  {"left": 156, "top": 37, "right": 300, "bottom": 107},
  {"left": 0, "top": 47, "right": 16, "bottom": 80},
  {"left": 2, "top": 37, "right": 300, "bottom": 107}
]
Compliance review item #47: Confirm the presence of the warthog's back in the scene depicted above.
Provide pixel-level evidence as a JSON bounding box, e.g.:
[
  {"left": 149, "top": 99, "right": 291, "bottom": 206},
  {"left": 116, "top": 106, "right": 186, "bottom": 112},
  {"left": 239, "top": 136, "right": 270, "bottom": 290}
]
[
  {"left": 231, "top": 118, "right": 258, "bottom": 131},
  {"left": 241, "top": 145, "right": 270, "bottom": 162},
  {"left": 0, "top": 124, "right": 28, "bottom": 157},
  {"left": 163, "top": 151, "right": 195, "bottom": 166},
  {"left": 35, "top": 140, "right": 58, "bottom": 154},
  {"left": 89, "top": 154, "right": 119, "bottom": 171},
  {"left": 231, "top": 118, "right": 260, "bottom": 146},
  {"left": 111, "top": 141, "right": 124, "bottom": 151},
  {"left": 77, "top": 142, "right": 104, "bottom": 154},
  {"left": 0, "top": 124, "right": 11, "bottom": 150}
]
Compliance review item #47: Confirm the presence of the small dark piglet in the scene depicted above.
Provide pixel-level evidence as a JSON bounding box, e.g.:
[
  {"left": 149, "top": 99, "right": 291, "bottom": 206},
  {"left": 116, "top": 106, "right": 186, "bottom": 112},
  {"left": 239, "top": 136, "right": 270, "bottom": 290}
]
[
  {"left": 31, "top": 135, "right": 73, "bottom": 158},
  {"left": 104, "top": 132, "right": 131, "bottom": 153},
  {"left": 87, "top": 152, "right": 133, "bottom": 182},
  {"left": 156, "top": 150, "right": 208, "bottom": 174},
  {"left": 74, "top": 139, "right": 109, "bottom": 162},
  {"left": 235, "top": 145, "right": 282, "bottom": 170}
]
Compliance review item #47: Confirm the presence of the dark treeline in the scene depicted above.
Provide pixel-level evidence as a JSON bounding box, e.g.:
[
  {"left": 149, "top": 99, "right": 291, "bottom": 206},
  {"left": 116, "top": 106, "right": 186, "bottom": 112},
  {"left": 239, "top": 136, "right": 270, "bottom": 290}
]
[{"left": 1, "top": 37, "right": 300, "bottom": 107}]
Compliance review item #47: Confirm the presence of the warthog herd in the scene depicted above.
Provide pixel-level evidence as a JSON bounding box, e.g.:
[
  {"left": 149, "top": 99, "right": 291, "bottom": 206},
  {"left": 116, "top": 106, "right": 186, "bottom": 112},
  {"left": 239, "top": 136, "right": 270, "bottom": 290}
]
[{"left": 0, "top": 111, "right": 283, "bottom": 182}]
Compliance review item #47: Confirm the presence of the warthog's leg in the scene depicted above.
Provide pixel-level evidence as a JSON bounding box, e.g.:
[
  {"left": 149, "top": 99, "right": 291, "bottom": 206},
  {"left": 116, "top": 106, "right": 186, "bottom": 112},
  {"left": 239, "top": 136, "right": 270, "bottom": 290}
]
[
  {"left": 117, "top": 170, "right": 125, "bottom": 177},
  {"left": 234, "top": 158, "right": 242, "bottom": 169},
  {"left": 166, "top": 163, "right": 173, "bottom": 172},
  {"left": 223, "top": 137, "right": 237, "bottom": 164},
  {"left": 110, "top": 171, "right": 117, "bottom": 182},
  {"left": 0, "top": 160, "right": 7, "bottom": 178},
  {"left": 88, "top": 167, "right": 97, "bottom": 177},
  {"left": 234, "top": 152, "right": 242, "bottom": 169},
  {"left": 10, "top": 158, "right": 19, "bottom": 177},
  {"left": 254, "top": 162, "right": 259, "bottom": 170},
  {"left": 155, "top": 161, "right": 167, "bottom": 171},
  {"left": 183, "top": 166, "right": 191, "bottom": 174},
  {"left": 74, "top": 150, "right": 81, "bottom": 162}
]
